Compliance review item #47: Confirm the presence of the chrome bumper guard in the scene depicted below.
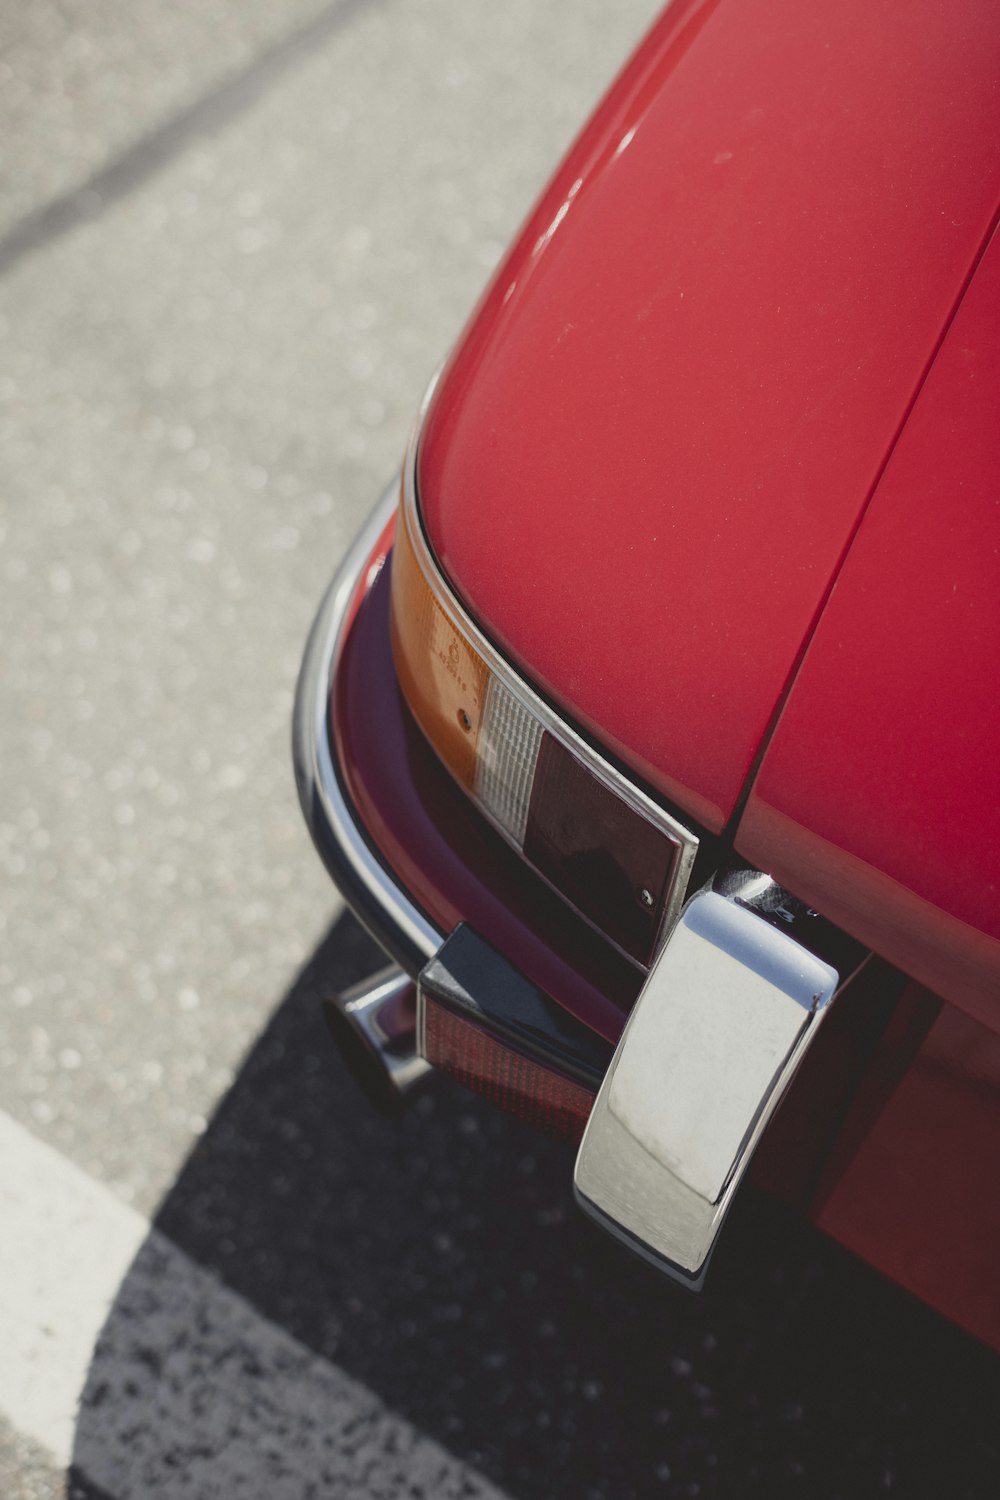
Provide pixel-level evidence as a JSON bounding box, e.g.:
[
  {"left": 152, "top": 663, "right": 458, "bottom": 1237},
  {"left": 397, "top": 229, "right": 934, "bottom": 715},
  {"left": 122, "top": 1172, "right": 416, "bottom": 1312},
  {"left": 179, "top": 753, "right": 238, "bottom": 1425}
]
[{"left": 575, "top": 872, "right": 854, "bottom": 1286}]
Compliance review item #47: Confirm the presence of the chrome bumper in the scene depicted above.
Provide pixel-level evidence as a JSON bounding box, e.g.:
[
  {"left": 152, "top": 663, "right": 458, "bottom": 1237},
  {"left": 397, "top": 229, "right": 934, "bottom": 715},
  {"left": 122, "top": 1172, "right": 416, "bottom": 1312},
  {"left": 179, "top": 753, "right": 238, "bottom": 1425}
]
[
  {"left": 293, "top": 480, "right": 443, "bottom": 1100},
  {"left": 292, "top": 477, "right": 445, "bottom": 978}
]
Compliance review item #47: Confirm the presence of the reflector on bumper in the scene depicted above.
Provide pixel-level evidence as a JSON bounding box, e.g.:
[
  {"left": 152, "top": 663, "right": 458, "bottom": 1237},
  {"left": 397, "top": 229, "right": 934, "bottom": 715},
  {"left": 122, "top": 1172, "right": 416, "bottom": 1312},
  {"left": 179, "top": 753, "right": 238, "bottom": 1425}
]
[{"left": 417, "top": 923, "right": 613, "bottom": 1141}]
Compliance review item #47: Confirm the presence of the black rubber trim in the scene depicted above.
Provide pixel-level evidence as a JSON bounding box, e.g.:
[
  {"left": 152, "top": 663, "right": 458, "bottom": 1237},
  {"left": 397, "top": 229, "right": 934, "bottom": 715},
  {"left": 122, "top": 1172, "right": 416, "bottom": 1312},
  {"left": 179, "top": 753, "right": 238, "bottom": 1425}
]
[{"left": 419, "top": 923, "right": 614, "bottom": 1091}]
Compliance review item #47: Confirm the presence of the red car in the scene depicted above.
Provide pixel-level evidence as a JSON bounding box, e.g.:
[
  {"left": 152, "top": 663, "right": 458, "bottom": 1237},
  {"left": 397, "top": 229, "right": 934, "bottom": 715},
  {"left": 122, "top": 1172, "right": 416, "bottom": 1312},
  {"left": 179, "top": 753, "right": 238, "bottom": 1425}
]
[{"left": 295, "top": 0, "right": 1000, "bottom": 1348}]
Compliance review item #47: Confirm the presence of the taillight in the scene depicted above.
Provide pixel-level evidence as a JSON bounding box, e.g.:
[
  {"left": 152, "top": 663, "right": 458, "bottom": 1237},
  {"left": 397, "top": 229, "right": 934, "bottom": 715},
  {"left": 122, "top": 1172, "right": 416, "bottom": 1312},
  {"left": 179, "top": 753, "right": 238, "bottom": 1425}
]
[
  {"left": 422, "top": 997, "right": 595, "bottom": 1142},
  {"left": 389, "top": 509, "right": 489, "bottom": 789},
  {"left": 390, "top": 472, "right": 698, "bottom": 968},
  {"left": 525, "top": 733, "right": 683, "bottom": 967},
  {"left": 417, "top": 924, "right": 611, "bottom": 1143}
]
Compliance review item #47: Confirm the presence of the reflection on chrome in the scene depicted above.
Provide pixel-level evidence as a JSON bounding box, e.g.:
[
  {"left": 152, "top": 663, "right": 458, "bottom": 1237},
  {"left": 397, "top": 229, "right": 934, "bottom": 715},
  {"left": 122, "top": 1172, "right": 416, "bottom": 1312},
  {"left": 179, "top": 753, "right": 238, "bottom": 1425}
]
[
  {"left": 574, "top": 878, "right": 841, "bottom": 1287},
  {"left": 531, "top": 177, "right": 583, "bottom": 258}
]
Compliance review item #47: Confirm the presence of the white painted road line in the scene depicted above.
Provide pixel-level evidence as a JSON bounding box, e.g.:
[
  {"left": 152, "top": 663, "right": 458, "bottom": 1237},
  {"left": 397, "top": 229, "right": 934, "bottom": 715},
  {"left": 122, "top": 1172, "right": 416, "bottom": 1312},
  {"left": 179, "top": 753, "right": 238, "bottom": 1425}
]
[
  {"left": 0, "top": 1110, "right": 149, "bottom": 1464},
  {"left": 0, "top": 1111, "right": 507, "bottom": 1498}
]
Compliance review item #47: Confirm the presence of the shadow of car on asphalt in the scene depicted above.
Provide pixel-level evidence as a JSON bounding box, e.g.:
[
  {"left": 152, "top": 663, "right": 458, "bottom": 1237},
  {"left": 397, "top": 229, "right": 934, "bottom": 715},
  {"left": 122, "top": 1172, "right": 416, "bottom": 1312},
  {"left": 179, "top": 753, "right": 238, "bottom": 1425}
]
[{"left": 69, "top": 911, "right": 999, "bottom": 1499}]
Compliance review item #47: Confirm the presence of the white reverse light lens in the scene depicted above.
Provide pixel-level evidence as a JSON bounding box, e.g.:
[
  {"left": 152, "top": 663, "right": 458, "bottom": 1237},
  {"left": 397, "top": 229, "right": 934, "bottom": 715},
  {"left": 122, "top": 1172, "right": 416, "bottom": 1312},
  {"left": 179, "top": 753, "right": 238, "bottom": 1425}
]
[{"left": 474, "top": 676, "right": 543, "bottom": 846}]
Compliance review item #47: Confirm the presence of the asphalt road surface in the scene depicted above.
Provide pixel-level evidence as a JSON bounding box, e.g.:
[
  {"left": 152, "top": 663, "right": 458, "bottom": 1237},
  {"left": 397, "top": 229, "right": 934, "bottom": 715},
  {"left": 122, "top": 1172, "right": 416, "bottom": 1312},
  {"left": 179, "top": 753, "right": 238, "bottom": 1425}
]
[{"left": 2, "top": 2, "right": 998, "bottom": 1497}]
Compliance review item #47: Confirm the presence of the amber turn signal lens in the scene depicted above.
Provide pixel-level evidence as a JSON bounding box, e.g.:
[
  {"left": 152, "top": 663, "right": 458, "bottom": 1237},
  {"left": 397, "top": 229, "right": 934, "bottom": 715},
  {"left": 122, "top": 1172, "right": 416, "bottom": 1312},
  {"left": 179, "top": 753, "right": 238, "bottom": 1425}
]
[{"left": 389, "top": 500, "right": 489, "bottom": 790}]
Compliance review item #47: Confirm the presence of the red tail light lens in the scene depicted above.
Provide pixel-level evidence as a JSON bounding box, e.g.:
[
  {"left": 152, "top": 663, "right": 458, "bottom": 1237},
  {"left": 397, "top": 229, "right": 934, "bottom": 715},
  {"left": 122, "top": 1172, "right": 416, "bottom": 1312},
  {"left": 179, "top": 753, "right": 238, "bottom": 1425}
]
[
  {"left": 525, "top": 732, "right": 682, "bottom": 966},
  {"left": 422, "top": 993, "right": 596, "bottom": 1143}
]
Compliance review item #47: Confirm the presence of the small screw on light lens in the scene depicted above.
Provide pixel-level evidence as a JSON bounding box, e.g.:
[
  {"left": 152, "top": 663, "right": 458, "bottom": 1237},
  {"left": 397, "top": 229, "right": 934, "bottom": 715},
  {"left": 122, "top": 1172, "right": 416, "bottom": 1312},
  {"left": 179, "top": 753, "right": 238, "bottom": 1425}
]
[
  {"left": 458, "top": 709, "right": 472, "bottom": 732},
  {"left": 638, "top": 887, "right": 655, "bottom": 909}
]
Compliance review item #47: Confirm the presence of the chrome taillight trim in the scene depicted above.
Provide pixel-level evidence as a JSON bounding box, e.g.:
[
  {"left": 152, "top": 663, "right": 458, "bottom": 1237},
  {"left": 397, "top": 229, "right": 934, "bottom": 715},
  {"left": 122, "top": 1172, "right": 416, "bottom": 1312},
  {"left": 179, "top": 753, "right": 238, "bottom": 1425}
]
[{"left": 402, "top": 382, "right": 700, "bottom": 960}]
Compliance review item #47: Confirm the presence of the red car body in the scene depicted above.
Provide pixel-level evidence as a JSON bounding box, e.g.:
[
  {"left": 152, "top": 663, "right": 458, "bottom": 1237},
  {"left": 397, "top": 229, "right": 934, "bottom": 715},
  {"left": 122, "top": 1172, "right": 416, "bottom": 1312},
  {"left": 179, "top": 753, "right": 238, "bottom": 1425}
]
[{"left": 296, "top": 0, "right": 1000, "bottom": 1347}]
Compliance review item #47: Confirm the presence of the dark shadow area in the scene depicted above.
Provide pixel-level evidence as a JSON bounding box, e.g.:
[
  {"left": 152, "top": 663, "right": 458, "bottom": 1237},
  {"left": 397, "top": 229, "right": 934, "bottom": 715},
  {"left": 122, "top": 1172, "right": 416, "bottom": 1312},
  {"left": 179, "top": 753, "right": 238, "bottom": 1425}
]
[{"left": 72, "top": 912, "right": 999, "bottom": 1498}]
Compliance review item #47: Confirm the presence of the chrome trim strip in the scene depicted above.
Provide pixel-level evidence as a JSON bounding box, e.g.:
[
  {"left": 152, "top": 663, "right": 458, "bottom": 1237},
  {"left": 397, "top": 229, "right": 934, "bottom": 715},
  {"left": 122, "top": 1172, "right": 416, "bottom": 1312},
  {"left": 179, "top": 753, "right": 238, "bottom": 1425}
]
[
  {"left": 292, "top": 476, "right": 444, "bottom": 976},
  {"left": 402, "top": 385, "right": 700, "bottom": 955}
]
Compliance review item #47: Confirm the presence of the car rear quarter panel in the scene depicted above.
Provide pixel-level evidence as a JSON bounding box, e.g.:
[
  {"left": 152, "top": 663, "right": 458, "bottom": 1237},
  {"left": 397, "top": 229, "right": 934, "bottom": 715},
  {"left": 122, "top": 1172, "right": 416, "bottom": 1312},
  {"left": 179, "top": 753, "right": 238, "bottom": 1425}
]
[{"left": 737, "top": 232, "right": 1000, "bottom": 1026}]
